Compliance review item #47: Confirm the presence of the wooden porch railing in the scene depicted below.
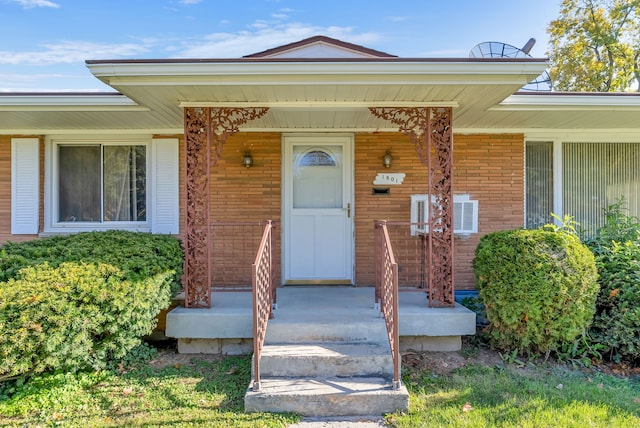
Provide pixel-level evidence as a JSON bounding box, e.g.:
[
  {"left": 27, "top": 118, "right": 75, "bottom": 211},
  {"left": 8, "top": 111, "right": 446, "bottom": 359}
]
[
  {"left": 374, "top": 220, "right": 401, "bottom": 390},
  {"left": 251, "top": 220, "right": 276, "bottom": 392}
]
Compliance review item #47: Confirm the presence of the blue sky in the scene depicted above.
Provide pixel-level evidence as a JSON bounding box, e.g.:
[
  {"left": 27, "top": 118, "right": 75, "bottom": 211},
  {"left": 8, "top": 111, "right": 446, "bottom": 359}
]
[{"left": 0, "top": 0, "right": 561, "bottom": 92}]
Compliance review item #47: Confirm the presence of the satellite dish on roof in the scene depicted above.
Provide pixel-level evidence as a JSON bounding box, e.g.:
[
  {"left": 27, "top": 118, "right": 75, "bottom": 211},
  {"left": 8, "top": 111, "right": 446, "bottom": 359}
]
[{"left": 469, "top": 38, "right": 552, "bottom": 91}]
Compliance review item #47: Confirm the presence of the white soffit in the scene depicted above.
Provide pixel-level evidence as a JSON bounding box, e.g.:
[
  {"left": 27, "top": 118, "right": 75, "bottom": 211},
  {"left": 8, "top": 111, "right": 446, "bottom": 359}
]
[
  {"left": 0, "top": 93, "right": 146, "bottom": 111},
  {"left": 494, "top": 93, "right": 640, "bottom": 111}
]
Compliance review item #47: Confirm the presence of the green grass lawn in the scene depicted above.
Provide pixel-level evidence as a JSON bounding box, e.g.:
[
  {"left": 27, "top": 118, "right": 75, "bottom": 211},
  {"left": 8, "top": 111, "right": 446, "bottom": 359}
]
[
  {"left": 389, "top": 362, "right": 640, "bottom": 428},
  {"left": 0, "top": 353, "right": 298, "bottom": 427},
  {"left": 1, "top": 347, "right": 638, "bottom": 427}
]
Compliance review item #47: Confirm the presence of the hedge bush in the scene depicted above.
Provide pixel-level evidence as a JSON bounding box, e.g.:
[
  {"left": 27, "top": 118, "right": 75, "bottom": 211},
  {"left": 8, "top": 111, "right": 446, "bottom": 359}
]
[
  {"left": 0, "top": 231, "right": 183, "bottom": 380},
  {"left": 0, "top": 230, "right": 183, "bottom": 294},
  {"left": 590, "top": 241, "right": 640, "bottom": 362},
  {"left": 473, "top": 229, "right": 599, "bottom": 356},
  {"left": 583, "top": 197, "right": 640, "bottom": 256},
  {"left": 569, "top": 199, "right": 640, "bottom": 364}
]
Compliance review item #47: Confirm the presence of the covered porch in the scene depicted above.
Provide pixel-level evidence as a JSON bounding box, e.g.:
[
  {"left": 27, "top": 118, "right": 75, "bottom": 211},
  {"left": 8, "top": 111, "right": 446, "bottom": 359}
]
[
  {"left": 85, "top": 35, "right": 547, "bottom": 415},
  {"left": 174, "top": 100, "right": 471, "bottom": 361},
  {"left": 85, "top": 37, "right": 546, "bottom": 310}
]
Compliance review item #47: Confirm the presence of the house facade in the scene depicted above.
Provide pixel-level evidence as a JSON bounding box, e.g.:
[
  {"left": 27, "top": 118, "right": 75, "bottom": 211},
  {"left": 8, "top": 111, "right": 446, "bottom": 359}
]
[{"left": 2, "top": 36, "right": 640, "bottom": 327}]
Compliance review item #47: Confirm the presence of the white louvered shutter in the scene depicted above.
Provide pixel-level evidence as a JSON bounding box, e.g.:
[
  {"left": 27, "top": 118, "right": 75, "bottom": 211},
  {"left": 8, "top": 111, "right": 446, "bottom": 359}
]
[
  {"left": 453, "top": 197, "right": 478, "bottom": 235},
  {"left": 151, "top": 138, "right": 179, "bottom": 234},
  {"left": 11, "top": 138, "right": 39, "bottom": 234}
]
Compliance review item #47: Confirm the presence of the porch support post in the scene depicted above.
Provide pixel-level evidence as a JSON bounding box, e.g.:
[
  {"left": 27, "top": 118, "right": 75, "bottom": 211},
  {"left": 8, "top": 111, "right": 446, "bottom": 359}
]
[
  {"left": 183, "top": 107, "right": 269, "bottom": 308},
  {"left": 369, "top": 107, "right": 454, "bottom": 307}
]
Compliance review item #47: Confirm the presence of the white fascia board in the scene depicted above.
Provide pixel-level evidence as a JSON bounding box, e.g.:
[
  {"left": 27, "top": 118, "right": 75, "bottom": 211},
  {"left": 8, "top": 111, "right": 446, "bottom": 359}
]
[
  {"left": 0, "top": 94, "right": 147, "bottom": 111},
  {"left": 179, "top": 101, "right": 460, "bottom": 108},
  {"left": 88, "top": 61, "right": 548, "bottom": 83},
  {"left": 493, "top": 93, "right": 640, "bottom": 111},
  {"left": 524, "top": 130, "right": 640, "bottom": 141},
  {"left": 0, "top": 128, "right": 181, "bottom": 136},
  {"left": 457, "top": 128, "right": 640, "bottom": 136}
]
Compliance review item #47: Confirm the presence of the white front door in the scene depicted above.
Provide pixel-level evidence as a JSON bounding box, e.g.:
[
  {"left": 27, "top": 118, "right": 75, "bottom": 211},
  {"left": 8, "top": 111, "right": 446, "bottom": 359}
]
[{"left": 283, "top": 135, "right": 354, "bottom": 284}]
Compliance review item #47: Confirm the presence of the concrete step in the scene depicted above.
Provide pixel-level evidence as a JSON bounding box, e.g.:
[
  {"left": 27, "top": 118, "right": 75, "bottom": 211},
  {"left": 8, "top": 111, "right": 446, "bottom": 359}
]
[
  {"left": 265, "top": 314, "right": 388, "bottom": 343},
  {"left": 256, "top": 342, "right": 393, "bottom": 378},
  {"left": 244, "top": 377, "right": 409, "bottom": 417}
]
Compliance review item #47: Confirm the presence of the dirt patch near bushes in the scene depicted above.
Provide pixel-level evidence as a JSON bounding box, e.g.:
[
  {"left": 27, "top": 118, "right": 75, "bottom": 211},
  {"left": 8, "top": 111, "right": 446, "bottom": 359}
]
[{"left": 145, "top": 337, "right": 640, "bottom": 380}]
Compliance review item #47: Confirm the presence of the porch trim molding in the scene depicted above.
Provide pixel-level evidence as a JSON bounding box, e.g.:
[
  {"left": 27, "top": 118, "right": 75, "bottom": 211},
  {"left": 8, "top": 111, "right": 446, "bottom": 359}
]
[
  {"left": 183, "top": 107, "right": 269, "bottom": 308},
  {"left": 369, "top": 107, "right": 455, "bottom": 306}
]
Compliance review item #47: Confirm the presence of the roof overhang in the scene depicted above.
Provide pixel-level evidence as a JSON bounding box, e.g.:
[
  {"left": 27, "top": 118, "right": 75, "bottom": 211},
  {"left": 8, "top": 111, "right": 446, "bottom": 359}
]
[
  {"left": 496, "top": 92, "right": 640, "bottom": 111},
  {"left": 6, "top": 56, "right": 640, "bottom": 133},
  {"left": 456, "top": 91, "right": 640, "bottom": 132},
  {"left": 81, "top": 58, "right": 548, "bottom": 132},
  {"left": 0, "top": 93, "right": 147, "bottom": 111}
]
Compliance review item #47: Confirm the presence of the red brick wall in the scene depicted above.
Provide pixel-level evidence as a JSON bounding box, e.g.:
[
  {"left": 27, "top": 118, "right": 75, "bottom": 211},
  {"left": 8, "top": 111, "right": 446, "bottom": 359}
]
[
  {"left": 0, "top": 136, "right": 10, "bottom": 243},
  {"left": 450, "top": 133, "right": 525, "bottom": 289},
  {"left": 354, "top": 132, "right": 428, "bottom": 286},
  {"left": 207, "top": 133, "right": 282, "bottom": 286},
  {"left": 1, "top": 131, "right": 524, "bottom": 291},
  {"left": 353, "top": 132, "right": 525, "bottom": 289}
]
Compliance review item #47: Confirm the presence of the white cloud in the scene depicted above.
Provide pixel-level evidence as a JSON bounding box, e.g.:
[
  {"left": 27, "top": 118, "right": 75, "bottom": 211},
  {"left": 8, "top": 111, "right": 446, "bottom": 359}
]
[
  {"left": 385, "top": 16, "right": 409, "bottom": 22},
  {"left": 179, "top": 0, "right": 202, "bottom": 4},
  {"left": 0, "top": 41, "right": 151, "bottom": 65},
  {"left": 423, "top": 48, "right": 468, "bottom": 56},
  {"left": 0, "top": 71, "right": 109, "bottom": 92},
  {"left": 9, "top": 0, "right": 59, "bottom": 8},
  {"left": 173, "top": 22, "right": 381, "bottom": 58}
]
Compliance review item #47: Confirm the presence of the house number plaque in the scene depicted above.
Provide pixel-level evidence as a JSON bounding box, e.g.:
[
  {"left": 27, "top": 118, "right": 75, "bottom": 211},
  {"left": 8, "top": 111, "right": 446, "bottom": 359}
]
[{"left": 373, "top": 172, "right": 406, "bottom": 185}]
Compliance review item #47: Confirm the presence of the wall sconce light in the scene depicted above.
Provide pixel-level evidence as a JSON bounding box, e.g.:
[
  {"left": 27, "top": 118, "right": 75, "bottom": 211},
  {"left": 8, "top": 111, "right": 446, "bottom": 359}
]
[
  {"left": 243, "top": 152, "right": 253, "bottom": 168},
  {"left": 383, "top": 150, "right": 393, "bottom": 168}
]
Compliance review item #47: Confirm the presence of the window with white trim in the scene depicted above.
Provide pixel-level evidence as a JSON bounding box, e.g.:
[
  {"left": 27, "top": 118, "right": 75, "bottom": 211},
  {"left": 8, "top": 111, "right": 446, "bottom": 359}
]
[
  {"left": 58, "top": 144, "right": 146, "bottom": 223},
  {"left": 45, "top": 137, "right": 179, "bottom": 234},
  {"left": 563, "top": 142, "right": 640, "bottom": 235},
  {"left": 525, "top": 140, "right": 640, "bottom": 237},
  {"left": 525, "top": 141, "right": 554, "bottom": 229}
]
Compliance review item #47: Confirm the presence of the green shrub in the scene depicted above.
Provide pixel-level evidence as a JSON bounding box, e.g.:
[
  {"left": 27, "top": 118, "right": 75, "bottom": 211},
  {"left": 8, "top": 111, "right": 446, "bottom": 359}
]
[
  {"left": 589, "top": 241, "right": 640, "bottom": 362},
  {"left": 583, "top": 197, "right": 640, "bottom": 255},
  {"left": 459, "top": 296, "right": 488, "bottom": 326},
  {"left": 473, "top": 229, "right": 599, "bottom": 356},
  {"left": 0, "top": 262, "right": 173, "bottom": 380},
  {"left": 0, "top": 231, "right": 183, "bottom": 380},
  {"left": 0, "top": 230, "right": 183, "bottom": 294},
  {"left": 571, "top": 199, "right": 640, "bottom": 364}
]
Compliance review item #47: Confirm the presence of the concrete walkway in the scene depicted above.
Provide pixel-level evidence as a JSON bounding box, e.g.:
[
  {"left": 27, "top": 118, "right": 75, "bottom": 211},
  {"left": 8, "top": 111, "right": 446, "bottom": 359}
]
[{"left": 287, "top": 416, "right": 388, "bottom": 427}]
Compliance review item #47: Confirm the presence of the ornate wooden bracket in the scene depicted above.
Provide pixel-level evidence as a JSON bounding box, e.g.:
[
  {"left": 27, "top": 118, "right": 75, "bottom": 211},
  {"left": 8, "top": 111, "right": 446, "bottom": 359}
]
[
  {"left": 183, "top": 107, "right": 269, "bottom": 308},
  {"left": 209, "top": 107, "right": 270, "bottom": 164},
  {"left": 369, "top": 107, "right": 454, "bottom": 307}
]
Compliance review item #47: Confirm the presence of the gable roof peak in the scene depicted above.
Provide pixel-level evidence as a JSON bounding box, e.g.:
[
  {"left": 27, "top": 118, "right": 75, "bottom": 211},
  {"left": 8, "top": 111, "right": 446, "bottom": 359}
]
[{"left": 243, "top": 35, "right": 397, "bottom": 59}]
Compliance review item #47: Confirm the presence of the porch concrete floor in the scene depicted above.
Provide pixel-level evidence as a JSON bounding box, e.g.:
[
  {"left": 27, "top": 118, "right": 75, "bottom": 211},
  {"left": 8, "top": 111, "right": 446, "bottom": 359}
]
[{"left": 166, "top": 286, "right": 476, "bottom": 347}]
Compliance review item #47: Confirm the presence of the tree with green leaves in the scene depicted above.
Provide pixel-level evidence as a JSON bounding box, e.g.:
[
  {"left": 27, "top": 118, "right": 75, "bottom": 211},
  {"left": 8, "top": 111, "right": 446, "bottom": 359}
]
[{"left": 547, "top": 0, "right": 640, "bottom": 92}]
